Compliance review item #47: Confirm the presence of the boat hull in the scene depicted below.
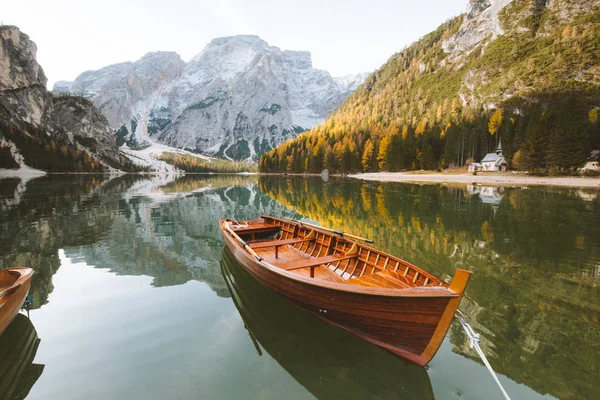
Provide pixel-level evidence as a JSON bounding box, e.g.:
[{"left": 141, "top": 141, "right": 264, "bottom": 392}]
[
  {"left": 220, "top": 248, "right": 435, "bottom": 399},
  {"left": 0, "top": 268, "right": 34, "bottom": 335},
  {"left": 221, "top": 226, "right": 467, "bottom": 366}
]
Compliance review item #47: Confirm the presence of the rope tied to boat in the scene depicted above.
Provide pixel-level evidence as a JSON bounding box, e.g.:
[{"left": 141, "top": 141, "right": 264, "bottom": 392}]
[{"left": 456, "top": 310, "right": 511, "bottom": 400}]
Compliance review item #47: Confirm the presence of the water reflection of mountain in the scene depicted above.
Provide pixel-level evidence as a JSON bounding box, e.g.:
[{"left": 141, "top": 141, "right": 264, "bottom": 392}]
[
  {"left": 64, "top": 179, "right": 295, "bottom": 297},
  {"left": 221, "top": 248, "right": 434, "bottom": 400},
  {"left": 258, "top": 176, "right": 600, "bottom": 400},
  {"left": 0, "top": 314, "right": 44, "bottom": 399},
  {"left": 0, "top": 174, "right": 143, "bottom": 309},
  {"left": 0, "top": 174, "right": 280, "bottom": 304}
]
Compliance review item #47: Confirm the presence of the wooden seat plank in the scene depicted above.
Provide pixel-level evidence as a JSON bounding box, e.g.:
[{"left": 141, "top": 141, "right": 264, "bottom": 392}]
[
  {"left": 248, "top": 237, "right": 314, "bottom": 249},
  {"left": 280, "top": 254, "right": 357, "bottom": 271},
  {"left": 231, "top": 223, "right": 280, "bottom": 233}
]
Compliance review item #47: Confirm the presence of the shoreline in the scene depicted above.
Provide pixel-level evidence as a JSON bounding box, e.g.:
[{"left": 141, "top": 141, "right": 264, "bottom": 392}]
[
  {"left": 0, "top": 166, "right": 47, "bottom": 180},
  {"left": 0, "top": 169, "right": 258, "bottom": 179},
  {"left": 349, "top": 172, "right": 600, "bottom": 188}
]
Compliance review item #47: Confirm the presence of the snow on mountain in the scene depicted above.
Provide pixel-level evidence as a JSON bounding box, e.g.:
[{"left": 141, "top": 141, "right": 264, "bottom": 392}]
[
  {"left": 52, "top": 80, "right": 73, "bottom": 93},
  {"left": 56, "top": 36, "right": 367, "bottom": 161},
  {"left": 334, "top": 72, "right": 371, "bottom": 94}
]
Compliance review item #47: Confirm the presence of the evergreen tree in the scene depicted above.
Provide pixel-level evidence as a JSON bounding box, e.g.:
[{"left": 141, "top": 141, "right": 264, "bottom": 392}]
[
  {"left": 362, "top": 139, "right": 374, "bottom": 172},
  {"left": 521, "top": 109, "right": 548, "bottom": 172},
  {"left": 488, "top": 109, "right": 503, "bottom": 140},
  {"left": 377, "top": 135, "right": 393, "bottom": 170}
]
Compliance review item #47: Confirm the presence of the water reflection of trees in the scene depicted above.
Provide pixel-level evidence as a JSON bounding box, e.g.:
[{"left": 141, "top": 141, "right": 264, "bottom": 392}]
[
  {"left": 258, "top": 176, "right": 600, "bottom": 400},
  {"left": 0, "top": 174, "right": 289, "bottom": 307},
  {"left": 159, "top": 174, "right": 258, "bottom": 193}
]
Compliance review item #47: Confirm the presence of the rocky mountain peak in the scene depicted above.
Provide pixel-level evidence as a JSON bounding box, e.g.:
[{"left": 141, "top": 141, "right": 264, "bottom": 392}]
[
  {"left": 0, "top": 26, "right": 47, "bottom": 90},
  {"left": 190, "top": 35, "right": 270, "bottom": 67},
  {"left": 139, "top": 51, "right": 182, "bottom": 62},
  {"left": 206, "top": 34, "right": 265, "bottom": 47}
]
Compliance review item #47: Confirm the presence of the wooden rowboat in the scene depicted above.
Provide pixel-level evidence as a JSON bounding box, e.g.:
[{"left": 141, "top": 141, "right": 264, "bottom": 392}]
[
  {"left": 0, "top": 268, "right": 34, "bottom": 334},
  {"left": 220, "top": 216, "right": 471, "bottom": 366},
  {"left": 220, "top": 248, "right": 435, "bottom": 399}
]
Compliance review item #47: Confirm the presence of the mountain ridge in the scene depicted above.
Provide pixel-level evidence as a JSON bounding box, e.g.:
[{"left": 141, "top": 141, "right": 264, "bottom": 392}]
[{"left": 55, "top": 36, "right": 368, "bottom": 161}]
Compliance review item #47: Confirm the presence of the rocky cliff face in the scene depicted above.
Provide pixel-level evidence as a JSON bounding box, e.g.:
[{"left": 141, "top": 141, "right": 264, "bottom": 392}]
[
  {"left": 444, "top": 0, "right": 600, "bottom": 53},
  {"left": 58, "top": 36, "right": 366, "bottom": 160},
  {"left": 69, "top": 52, "right": 185, "bottom": 133},
  {"left": 443, "top": 0, "right": 514, "bottom": 53},
  {"left": 0, "top": 26, "right": 131, "bottom": 171}
]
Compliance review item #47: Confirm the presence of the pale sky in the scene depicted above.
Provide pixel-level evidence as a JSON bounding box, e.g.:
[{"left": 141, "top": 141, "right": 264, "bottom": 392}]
[{"left": 2, "top": 0, "right": 467, "bottom": 88}]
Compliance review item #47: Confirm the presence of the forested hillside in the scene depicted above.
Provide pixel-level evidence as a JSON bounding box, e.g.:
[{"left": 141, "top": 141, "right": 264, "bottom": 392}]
[{"left": 260, "top": 0, "right": 600, "bottom": 174}]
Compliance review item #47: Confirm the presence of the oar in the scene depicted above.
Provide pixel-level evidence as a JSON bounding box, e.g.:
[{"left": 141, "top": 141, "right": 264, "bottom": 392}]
[
  {"left": 225, "top": 223, "right": 263, "bottom": 262},
  {"left": 287, "top": 218, "right": 374, "bottom": 244}
]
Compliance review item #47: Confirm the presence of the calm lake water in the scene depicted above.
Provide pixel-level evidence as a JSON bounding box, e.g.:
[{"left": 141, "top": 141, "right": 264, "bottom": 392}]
[{"left": 0, "top": 174, "right": 598, "bottom": 400}]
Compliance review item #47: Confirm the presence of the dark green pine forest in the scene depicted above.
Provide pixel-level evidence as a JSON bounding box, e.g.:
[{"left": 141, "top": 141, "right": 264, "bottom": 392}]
[{"left": 260, "top": 0, "right": 600, "bottom": 174}]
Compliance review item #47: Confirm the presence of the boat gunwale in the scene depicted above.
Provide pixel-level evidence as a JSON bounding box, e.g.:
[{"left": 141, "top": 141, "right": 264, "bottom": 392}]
[
  {"left": 220, "top": 218, "right": 460, "bottom": 299},
  {"left": 0, "top": 268, "right": 34, "bottom": 299}
]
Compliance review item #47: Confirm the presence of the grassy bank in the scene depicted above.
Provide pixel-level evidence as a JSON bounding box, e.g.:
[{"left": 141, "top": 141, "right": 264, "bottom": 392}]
[{"left": 159, "top": 153, "right": 257, "bottom": 173}]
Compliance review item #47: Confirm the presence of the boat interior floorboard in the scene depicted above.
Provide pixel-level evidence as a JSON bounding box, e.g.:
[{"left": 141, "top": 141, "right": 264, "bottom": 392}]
[
  {"left": 254, "top": 246, "right": 348, "bottom": 283},
  {"left": 230, "top": 218, "right": 442, "bottom": 290},
  {"left": 255, "top": 245, "right": 310, "bottom": 265},
  {"left": 291, "top": 266, "right": 345, "bottom": 282},
  {"left": 374, "top": 271, "right": 413, "bottom": 288}
]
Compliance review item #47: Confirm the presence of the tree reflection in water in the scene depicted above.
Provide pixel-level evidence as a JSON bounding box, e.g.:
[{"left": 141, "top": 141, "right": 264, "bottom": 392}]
[{"left": 258, "top": 176, "right": 600, "bottom": 400}]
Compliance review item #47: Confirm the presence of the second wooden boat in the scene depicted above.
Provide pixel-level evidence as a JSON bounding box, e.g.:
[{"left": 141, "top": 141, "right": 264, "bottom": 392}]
[
  {"left": 0, "top": 268, "right": 34, "bottom": 334},
  {"left": 220, "top": 216, "right": 471, "bottom": 366}
]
